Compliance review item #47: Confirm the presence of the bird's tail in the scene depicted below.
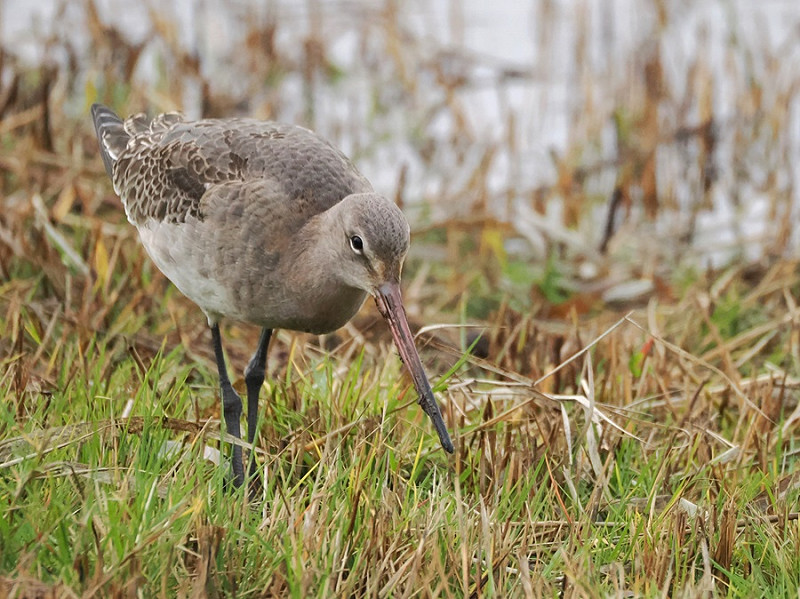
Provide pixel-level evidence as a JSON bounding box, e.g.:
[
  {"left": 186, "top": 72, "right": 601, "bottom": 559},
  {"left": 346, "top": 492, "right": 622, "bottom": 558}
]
[{"left": 90, "top": 103, "right": 128, "bottom": 179}]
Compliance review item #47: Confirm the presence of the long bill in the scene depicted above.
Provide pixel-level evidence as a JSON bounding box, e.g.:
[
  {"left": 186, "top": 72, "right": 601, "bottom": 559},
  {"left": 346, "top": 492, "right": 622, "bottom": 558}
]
[{"left": 374, "top": 282, "right": 454, "bottom": 453}]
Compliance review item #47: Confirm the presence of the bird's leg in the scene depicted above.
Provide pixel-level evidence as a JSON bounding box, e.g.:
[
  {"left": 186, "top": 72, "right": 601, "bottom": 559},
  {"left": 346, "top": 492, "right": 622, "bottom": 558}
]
[
  {"left": 243, "top": 328, "right": 272, "bottom": 482},
  {"left": 211, "top": 323, "right": 245, "bottom": 488}
]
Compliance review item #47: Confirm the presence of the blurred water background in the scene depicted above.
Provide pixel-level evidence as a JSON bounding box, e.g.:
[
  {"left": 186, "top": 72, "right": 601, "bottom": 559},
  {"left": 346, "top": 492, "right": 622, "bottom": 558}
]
[{"left": 2, "top": 0, "right": 799, "bottom": 287}]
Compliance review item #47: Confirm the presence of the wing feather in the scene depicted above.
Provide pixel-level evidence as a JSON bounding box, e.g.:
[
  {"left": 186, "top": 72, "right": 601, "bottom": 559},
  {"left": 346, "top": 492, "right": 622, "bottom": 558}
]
[{"left": 104, "top": 112, "right": 372, "bottom": 227}]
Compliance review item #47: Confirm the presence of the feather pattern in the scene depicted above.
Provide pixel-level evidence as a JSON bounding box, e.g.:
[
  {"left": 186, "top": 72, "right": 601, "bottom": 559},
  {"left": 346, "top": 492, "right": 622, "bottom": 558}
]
[{"left": 91, "top": 105, "right": 372, "bottom": 226}]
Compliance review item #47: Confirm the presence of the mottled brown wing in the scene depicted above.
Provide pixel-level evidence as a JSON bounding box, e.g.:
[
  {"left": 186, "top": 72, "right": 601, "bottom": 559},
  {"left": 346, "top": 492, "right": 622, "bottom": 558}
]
[{"left": 101, "top": 108, "right": 372, "bottom": 228}]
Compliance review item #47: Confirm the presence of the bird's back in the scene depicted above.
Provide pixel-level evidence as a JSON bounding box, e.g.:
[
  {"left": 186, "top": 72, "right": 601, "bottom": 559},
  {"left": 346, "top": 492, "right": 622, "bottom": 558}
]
[{"left": 90, "top": 104, "right": 372, "bottom": 228}]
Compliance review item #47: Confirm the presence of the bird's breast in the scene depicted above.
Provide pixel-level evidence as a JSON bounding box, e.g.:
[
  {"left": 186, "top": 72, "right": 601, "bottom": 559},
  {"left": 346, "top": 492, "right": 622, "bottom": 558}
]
[
  {"left": 252, "top": 278, "right": 368, "bottom": 334},
  {"left": 135, "top": 217, "right": 367, "bottom": 333}
]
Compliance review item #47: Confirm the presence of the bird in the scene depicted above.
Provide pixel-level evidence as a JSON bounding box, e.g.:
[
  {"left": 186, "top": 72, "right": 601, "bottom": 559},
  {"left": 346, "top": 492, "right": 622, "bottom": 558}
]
[{"left": 90, "top": 103, "right": 454, "bottom": 489}]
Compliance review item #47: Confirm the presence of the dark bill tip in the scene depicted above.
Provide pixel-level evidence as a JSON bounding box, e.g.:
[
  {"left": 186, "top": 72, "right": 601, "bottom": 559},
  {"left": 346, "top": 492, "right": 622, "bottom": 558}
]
[{"left": 374, "top": 282, "right": 454, "bottom": 454}]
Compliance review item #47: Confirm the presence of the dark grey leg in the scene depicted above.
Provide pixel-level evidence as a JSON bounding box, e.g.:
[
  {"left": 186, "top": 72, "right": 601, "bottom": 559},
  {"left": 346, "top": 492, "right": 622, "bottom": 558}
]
[
  {"left": 244, "top": 328, "right": 272, "bottom": 478},
  {"left": 211, "top": 323, "right": 244, "bottom": 487}
]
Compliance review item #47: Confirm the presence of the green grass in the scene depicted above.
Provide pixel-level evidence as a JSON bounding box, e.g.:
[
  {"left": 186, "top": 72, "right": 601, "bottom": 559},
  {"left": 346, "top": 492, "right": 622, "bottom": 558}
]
[{"left": 3, "top": 263, "right": 800, "bottom": 597}]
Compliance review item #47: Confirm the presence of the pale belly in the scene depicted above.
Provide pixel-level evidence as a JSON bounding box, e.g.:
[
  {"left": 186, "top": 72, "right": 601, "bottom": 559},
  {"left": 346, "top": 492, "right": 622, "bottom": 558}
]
[{"left": 135, "top": 218, "right": 367, "bottom": 332}]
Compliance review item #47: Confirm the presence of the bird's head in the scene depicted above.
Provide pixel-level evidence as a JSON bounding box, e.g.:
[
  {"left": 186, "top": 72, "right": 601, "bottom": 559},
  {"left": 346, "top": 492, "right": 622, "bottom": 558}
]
[
  {"left": 329, "top": 192, "right": 453, "bottom": 453},
  {"left": 332, "top": 192, "right": 410, "bottom": 293}
]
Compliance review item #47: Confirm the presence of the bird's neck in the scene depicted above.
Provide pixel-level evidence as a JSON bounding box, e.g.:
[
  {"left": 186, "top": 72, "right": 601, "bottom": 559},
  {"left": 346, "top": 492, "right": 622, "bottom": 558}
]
[{"left": 277, "top": 212, "right": 367, "bottom": 334}]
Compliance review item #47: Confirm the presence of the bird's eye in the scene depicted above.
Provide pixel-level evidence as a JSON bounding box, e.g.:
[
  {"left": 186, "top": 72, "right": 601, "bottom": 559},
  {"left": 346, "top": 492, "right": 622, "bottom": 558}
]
[{"left": 349, "top": 235, "right": 364, "bottom": 254}]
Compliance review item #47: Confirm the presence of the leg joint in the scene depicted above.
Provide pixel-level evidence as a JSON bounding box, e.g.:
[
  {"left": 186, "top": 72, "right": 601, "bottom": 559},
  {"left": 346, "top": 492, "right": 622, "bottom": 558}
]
[{"left": 221, "top": 386, "right": 242, "bottom": 416}]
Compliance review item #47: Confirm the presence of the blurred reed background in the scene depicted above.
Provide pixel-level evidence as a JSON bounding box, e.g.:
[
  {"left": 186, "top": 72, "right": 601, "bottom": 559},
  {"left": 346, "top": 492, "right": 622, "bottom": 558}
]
[{"left": 3, "top": 0, "right": 798, "bottom": 273}]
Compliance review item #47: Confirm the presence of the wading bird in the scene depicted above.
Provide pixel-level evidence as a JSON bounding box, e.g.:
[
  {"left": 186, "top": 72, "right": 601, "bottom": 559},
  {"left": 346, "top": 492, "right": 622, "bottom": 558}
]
[{"left": 91, "top": 104, "right": 453, "bottom": 488}]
